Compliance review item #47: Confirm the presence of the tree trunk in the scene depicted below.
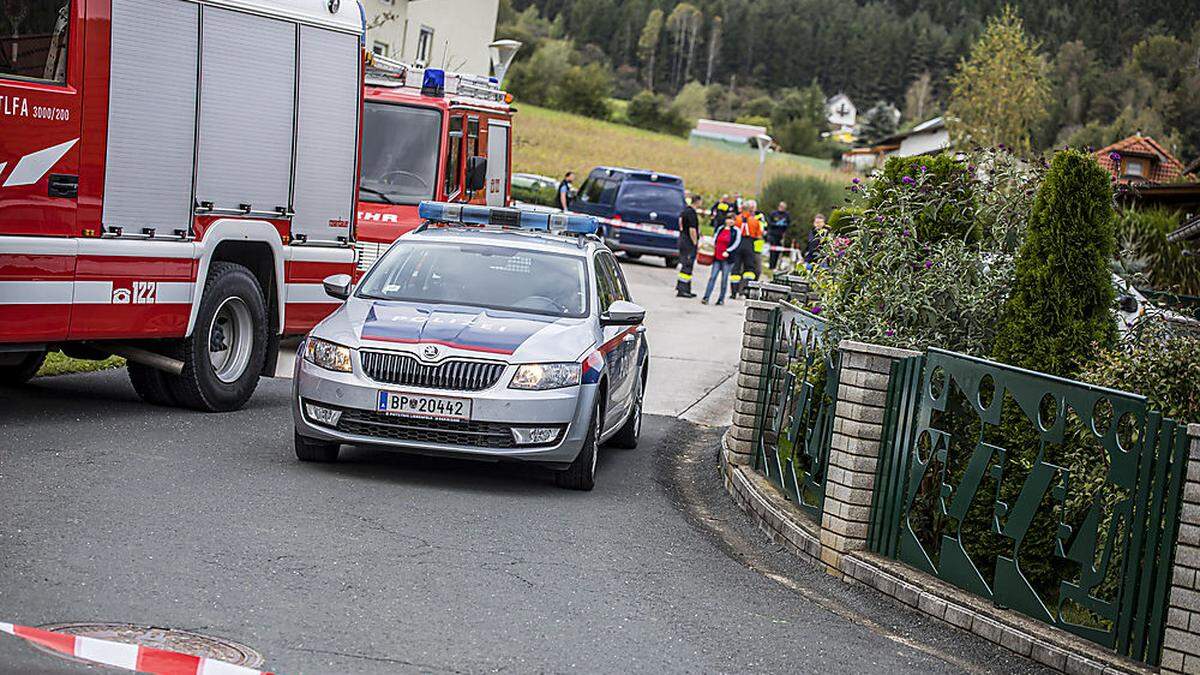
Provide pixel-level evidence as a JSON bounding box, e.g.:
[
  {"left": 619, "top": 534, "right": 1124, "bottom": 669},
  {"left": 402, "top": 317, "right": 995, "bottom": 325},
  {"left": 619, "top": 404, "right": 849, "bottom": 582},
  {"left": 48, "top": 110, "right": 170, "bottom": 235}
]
[{"left": 705, "top": 17, "right": 722, "bottom": 86}]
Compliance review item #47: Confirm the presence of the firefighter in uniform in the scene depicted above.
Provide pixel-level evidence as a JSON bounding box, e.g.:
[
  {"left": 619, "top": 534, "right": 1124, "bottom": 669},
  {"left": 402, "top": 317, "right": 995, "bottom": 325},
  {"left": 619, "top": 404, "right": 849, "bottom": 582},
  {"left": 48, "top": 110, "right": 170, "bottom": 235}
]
[
  {"left": 676, "top": 194, "right": 702, "bottom": 297},
  {"left": 729, "top": 199, "right": 764, "bottom": 299},
  {"left": 709, "top": 194, "right": 735, "bottom": 231}
]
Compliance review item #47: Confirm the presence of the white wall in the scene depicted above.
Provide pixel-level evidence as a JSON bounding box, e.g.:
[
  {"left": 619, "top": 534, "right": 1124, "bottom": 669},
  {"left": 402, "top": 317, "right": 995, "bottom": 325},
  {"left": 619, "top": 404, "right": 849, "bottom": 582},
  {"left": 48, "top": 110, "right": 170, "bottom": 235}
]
[
  {"left": 402, "top": 0, "right": 499, "bottom": 75},
  {"left": 362, "top": 0, "right": 406, "bottom": 57}
]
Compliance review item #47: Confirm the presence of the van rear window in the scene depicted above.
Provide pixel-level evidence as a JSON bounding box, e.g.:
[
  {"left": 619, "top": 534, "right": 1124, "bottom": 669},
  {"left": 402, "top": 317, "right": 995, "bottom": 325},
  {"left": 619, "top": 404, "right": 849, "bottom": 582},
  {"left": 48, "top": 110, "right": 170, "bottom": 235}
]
[
  {"left": 618, "top": 183, "right": 684, "bottom": 214},
  {"left": 0, "top": 0, "right": 70, "bottom": 83}
]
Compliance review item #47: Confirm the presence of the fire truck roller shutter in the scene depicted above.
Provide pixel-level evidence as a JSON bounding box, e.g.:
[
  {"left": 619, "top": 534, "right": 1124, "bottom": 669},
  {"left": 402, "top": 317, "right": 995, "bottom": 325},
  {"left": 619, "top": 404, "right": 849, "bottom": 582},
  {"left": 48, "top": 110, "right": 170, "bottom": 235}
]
[
  {"left": 102, "top": 0, "right": 199, "bottom": 232},
  {"left": 195, "top": 7, "right": 295, "bottom": 216},
  {"left": 291, "top": 26, "right": 360, "bottom": 243}
]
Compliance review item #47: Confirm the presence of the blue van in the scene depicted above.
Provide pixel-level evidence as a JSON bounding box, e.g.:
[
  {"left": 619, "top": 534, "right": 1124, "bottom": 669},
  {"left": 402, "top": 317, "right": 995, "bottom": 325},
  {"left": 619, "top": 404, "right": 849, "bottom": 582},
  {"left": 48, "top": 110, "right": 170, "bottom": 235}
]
[{"left": 569, "top": 167, "right": 686, "bottom": 266}]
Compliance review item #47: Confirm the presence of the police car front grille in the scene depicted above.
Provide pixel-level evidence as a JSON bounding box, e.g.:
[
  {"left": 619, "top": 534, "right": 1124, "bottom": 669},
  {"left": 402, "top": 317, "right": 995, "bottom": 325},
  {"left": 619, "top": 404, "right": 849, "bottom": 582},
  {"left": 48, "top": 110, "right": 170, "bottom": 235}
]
[
  {"left": 336, "top": 411, "right": 563, "bottom": 449},
  {"left": 360, "top": 351, "right": 506, "bottom": 391}
]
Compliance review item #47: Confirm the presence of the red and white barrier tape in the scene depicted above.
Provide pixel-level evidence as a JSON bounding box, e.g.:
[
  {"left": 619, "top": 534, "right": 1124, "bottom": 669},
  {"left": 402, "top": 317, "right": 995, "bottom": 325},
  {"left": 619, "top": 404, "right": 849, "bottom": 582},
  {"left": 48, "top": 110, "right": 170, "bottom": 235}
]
[
  {"left": 0, "top": 622, "right": 273, "bottom": 675},
  {"left": 602, "top": 219, "right": 680, "bottom": 237}
]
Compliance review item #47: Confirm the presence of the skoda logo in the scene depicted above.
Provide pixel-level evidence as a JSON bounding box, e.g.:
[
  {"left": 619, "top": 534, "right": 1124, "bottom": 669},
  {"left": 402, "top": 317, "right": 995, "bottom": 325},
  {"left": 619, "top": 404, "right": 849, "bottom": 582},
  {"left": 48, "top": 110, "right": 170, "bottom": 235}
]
[
  {"left": 327, "top": 0, "right": 340, "bottom": 13},
  {"left": 423, "top": 345, "right": 439, "bottom": 360}
]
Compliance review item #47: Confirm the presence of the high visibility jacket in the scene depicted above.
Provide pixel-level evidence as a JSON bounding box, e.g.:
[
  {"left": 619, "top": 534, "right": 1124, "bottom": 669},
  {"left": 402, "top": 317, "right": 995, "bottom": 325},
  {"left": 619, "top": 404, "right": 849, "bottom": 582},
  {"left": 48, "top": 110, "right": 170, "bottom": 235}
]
[
  {"left": 735, "top": 212, "right": 764, "bottom": 239},
  {"left": 710, "top": 201, "right": 734, "bottom": 226}
]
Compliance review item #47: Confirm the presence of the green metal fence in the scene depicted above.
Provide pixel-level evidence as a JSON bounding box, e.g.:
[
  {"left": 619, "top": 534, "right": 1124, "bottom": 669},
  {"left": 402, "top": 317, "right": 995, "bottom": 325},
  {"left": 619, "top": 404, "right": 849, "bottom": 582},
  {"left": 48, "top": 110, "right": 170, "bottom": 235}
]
[
  {"left": 868, "top": 348, "right": 1189, "bottom": 665},
  {"left": 1137, "top": 288, "right": 1200, "bottom": 322},
  {"left": 751, "top": 303, "right": 839, "bottom": 520}
]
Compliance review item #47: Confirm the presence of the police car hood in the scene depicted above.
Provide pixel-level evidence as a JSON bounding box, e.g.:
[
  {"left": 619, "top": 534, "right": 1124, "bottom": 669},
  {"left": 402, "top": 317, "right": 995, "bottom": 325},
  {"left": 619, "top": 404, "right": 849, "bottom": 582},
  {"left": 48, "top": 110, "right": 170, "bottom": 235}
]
[{"left": 332, "top": 300, "right": 594, "bottom": 362}]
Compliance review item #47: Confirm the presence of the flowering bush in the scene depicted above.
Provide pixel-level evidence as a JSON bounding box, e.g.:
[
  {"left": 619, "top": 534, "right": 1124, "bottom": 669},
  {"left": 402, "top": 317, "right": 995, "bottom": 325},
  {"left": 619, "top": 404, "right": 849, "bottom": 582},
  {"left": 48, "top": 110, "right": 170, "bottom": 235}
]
[
  {"left": 807, "top": 150, "right": 1042, "bottom": 356},
  {"left": 1081, "top": 315, "right": 1200, "bottom": 422}
]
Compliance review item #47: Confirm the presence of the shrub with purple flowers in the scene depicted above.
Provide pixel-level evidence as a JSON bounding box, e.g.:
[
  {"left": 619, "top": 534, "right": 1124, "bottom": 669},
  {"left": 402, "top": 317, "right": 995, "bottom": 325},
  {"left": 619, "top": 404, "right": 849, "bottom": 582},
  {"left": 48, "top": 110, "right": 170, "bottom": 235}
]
[{"left": 806, "top": 149, "right": 1044, "bottom": 356}]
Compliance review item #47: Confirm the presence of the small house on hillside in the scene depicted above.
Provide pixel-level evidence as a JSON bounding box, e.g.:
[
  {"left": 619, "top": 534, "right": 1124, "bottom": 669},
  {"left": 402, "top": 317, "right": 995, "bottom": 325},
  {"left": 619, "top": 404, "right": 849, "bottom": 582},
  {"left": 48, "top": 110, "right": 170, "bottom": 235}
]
[
  {"left": 826, "top": 93, "right": 856, "bottom": 143},
  {"left": 839, "top": 116, "right": 949, "bottom": 172},
  {"left": 826, "top": 93, "right": 856, "bottom": 128},
  {"left": 690, "top": 119, "right": 769, "bottom": 149},
  {"left": 896, "top": 117, "right": 950, "bottom": 157},
  {"left": 1095, "top": 134, "right": 1186, "bottom": 184}
]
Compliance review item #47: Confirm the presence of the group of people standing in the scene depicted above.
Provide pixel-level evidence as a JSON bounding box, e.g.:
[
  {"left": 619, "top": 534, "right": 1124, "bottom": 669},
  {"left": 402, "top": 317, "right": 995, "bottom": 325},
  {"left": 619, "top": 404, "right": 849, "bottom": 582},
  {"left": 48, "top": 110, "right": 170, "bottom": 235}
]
[{"left": 674, "top": 194, "right": 793, "bottom": 305}]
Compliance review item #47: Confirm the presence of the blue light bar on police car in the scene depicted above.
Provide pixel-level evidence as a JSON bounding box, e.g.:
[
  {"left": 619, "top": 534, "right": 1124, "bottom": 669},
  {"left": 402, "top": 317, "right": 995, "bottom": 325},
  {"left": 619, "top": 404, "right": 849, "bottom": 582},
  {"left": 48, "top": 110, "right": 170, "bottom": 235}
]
[{"left": 418, "top": 201, "right": 599, "bottom": 235}]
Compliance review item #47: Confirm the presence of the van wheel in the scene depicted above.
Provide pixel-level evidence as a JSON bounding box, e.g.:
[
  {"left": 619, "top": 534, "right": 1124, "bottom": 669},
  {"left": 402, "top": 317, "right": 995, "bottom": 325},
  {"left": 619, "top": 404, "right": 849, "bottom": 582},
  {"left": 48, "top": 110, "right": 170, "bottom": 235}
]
[
  {"left": 0, "top": 350, "right": 46, "bottom": 385},
  {"left": 128, "top": 362, "right": 180, "bottom": 406},
  {"left": 170, "top": 262, "right": 268, "bottom": 412},
  {"left": 623, "top": 252, "right": 642, "bottom": 260},
  {"left": 556, "top": 399, "right": 600, "bottom": 491},
  {"left": 664, "top": 256, "right": 679, "bottom": 268}
]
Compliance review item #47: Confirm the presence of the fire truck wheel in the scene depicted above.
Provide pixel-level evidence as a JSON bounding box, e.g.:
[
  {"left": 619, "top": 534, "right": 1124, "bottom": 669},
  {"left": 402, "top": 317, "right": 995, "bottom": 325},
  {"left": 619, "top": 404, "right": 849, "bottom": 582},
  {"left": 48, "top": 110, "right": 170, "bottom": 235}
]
[
  {"left": 294, "top": 431, "right": 340, "bottom": 462},
  {"left": 0, "top": 350, "right": 46, "bottom": 385},
  {"left": 172, "top": 262, "right": 268, "bottom": 412},
  {"left": 127, "top": 362, "right": 179, "bottom": 407}
]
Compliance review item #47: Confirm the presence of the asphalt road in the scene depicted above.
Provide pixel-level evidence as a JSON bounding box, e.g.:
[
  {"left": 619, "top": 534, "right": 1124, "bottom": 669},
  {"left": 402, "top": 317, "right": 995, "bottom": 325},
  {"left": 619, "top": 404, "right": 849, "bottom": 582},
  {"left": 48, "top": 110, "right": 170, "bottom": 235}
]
[{"left": 0, "top": 261, "right": 1046, "bottom": 674}]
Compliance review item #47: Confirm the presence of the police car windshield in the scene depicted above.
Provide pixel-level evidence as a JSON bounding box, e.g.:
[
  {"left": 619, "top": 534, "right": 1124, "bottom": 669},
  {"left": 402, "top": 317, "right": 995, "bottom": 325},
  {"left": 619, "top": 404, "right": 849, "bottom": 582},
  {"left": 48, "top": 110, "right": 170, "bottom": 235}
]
[
  {"left": 358, "top": 242, "right": 589, "bottom": 318},
  {"left": 359, "top": 103, "right": 441, "bottom": 205},
  {"left": 618, "top": 182, "right": 684, "bottom": 214}
]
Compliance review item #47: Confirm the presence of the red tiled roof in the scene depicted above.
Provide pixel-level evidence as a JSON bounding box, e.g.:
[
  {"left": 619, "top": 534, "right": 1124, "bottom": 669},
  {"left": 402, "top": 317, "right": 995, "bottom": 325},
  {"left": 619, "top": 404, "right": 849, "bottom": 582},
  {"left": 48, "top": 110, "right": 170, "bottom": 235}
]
[{"left": 1095, "top": 134, "right": 1186, "bottom": 184}]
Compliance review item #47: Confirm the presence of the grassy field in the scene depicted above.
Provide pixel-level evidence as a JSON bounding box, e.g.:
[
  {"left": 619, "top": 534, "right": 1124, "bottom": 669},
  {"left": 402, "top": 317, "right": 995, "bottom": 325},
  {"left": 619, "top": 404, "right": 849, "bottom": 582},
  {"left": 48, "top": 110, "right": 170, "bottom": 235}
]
[{"left": 512, "top": 105, "right": 846, "bottom": 199}]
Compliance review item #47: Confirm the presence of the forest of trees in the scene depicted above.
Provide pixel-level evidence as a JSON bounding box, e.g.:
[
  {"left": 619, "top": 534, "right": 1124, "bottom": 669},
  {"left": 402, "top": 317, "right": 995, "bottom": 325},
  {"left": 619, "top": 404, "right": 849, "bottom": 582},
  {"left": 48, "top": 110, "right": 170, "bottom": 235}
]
[{"left": 500, "top": 0, "right": 1200, "bottom": 161}]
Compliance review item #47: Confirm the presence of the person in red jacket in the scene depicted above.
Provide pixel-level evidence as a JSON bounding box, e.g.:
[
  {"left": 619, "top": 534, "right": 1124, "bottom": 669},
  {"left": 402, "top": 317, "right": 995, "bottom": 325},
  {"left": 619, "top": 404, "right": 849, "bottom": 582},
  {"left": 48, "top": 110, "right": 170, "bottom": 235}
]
[{"left": 702, "top": 216, "right": 741, "bottom": 305}]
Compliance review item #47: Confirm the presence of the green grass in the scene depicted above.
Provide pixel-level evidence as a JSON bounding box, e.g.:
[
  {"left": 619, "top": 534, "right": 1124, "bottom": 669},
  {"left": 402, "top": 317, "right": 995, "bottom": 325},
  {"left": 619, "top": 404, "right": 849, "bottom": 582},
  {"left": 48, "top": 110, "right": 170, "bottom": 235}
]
[
  {"left": 512, "top": 104, "right": 847, "bottom": 200},
  {"left": 37, "top": 351, "right": 125, "bottom": 377}
]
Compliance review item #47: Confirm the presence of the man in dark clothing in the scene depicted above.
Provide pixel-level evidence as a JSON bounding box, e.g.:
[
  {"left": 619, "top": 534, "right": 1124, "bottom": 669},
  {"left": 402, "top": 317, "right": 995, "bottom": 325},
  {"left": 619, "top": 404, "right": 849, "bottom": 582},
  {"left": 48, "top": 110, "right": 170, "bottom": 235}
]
[
  {"left": 676, "top": 194, "right": 702, "bottom": 297},
  {"left": 709, "top": 193, "right": 734, "bottom": 230},
  {"left": 557, "top": 171, "right": 574, "bottom": 211},
  {"left": 767, "top": 201, "right": 791, "bottom": 269}
]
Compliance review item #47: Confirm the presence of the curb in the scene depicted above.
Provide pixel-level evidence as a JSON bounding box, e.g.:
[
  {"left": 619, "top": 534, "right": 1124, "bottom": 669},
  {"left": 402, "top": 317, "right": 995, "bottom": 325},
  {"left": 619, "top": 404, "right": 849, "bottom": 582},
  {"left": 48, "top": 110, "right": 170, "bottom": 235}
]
[{"left": 718, "top": 433, "right": 1153, "bottom": 675}]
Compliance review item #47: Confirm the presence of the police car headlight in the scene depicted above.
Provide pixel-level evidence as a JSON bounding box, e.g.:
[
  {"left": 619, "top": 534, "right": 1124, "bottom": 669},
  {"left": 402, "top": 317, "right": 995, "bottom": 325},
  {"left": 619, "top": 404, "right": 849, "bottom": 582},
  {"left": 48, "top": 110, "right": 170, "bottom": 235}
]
[
  {"left": 304, "top": 337, "right": 353, "bottom": 373},
  {"left": 509, "top": 362, "right": 581, "bottom": 390}
]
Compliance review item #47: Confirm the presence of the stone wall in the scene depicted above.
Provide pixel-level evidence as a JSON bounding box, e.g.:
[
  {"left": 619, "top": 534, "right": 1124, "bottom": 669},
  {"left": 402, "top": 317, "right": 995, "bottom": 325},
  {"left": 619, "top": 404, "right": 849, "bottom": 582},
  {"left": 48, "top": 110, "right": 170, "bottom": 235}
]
[
  {"left": 720, "top": 286, "right": 1198, "bottom": 672},
  {"left": 1161, "top": 423, "right": 1200, "bottom": 675},
  {"left": 819, "top": 340, "right": 918, "bottom": 577},
  {"left": 725, "top": 297, "right": 785, "bottom": 466}
]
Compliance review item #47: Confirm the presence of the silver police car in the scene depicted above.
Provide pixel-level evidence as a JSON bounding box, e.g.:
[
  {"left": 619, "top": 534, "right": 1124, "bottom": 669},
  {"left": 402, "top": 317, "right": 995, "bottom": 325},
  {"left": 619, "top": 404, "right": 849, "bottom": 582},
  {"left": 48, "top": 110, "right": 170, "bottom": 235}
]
[{"left": 292, "top": 203, "right": 649, "bottom": 490}]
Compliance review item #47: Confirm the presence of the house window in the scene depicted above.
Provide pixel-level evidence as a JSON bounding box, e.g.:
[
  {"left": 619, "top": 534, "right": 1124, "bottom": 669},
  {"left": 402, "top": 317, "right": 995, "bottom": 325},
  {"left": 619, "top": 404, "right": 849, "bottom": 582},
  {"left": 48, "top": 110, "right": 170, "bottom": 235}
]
[
  {"left": 0, "top": 0, "right": 70, "bottom": 83},
  {"left": 372, "top": 41, "right": 389, "bottom": 57},
  {"left": 1123, "top": 158, "right": 1147, "bottom": 178},
  {"left": 416, "top": 26, "right": 434, "bottom": 65}
]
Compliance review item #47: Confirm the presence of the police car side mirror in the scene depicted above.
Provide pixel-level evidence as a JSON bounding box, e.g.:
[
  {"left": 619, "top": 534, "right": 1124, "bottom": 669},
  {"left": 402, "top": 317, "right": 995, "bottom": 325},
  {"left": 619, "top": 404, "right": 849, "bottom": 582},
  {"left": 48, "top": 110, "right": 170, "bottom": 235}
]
[
  {"left": 323, "top": 274, "right": 352, "bottom": 301},
  {"left": 466, "top": 156, "right": 487, "bottom": 192},
  {"left": 601, "top": 300, "right": 645, "bottom": 326}
]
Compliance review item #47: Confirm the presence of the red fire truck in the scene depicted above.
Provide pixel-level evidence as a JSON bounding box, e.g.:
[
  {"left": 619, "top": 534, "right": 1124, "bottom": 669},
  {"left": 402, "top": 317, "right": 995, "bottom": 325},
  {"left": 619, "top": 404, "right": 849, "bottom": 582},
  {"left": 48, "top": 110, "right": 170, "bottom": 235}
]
[
  {"left": 0, "top": 0, "right": 364, "bottom": 411},
  {"left": 354, "top": 55, "right": 515, "bottom": 274}
]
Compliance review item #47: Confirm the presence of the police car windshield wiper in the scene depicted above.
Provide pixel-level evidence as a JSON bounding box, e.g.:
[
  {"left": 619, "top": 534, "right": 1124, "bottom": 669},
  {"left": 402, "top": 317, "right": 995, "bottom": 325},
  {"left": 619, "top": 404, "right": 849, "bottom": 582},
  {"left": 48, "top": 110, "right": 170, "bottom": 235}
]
[{"left": 359, "top": 186, "right": 397, "bottom": 205}]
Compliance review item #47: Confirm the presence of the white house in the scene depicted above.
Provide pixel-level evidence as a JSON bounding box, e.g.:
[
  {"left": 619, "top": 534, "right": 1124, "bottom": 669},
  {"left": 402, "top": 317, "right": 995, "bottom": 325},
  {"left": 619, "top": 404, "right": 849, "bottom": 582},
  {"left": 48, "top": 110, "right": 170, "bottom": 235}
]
[
  {"left": 895, "top": 117, "right": 950, "bottom": 157},
  {"left": 826, "top": 93, "right": 856, "bottom": 129},
  {"left": 362, "top": 0, "right": 500, "bottom": 76}
]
